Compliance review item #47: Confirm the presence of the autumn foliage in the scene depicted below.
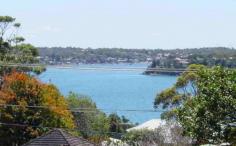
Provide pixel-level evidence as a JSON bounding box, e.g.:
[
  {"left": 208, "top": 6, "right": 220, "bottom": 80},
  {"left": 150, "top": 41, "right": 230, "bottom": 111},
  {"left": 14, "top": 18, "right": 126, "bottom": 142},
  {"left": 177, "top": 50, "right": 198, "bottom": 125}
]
[{"left": 0, "top": 72, "right": 75, "bottom": 146}]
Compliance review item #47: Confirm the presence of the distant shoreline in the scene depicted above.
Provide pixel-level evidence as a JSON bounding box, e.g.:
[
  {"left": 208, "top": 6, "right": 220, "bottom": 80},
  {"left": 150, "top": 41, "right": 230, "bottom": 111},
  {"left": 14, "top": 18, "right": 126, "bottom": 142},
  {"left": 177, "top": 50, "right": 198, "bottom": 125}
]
[
  {"left": 45, "top": 63, "right": 182, "bottom": 76},
  {"left": 143, "top": 71, "right": 182, "bottom": 76}
]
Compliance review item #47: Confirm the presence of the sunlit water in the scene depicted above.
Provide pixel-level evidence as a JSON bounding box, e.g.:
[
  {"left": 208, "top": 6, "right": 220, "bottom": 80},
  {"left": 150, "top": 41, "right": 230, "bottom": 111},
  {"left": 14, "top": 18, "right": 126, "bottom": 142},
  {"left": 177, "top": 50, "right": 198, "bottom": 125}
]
[{"left": 39, "top": 64, "right": 177, "bottom": 123}]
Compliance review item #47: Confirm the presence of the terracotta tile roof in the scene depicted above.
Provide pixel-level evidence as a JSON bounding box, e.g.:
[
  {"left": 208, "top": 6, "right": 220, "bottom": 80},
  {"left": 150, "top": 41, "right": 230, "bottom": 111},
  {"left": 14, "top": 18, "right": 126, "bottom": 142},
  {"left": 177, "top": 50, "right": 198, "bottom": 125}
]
[{"left": 23, "top": 129, "right": 95, "bottom": 146}]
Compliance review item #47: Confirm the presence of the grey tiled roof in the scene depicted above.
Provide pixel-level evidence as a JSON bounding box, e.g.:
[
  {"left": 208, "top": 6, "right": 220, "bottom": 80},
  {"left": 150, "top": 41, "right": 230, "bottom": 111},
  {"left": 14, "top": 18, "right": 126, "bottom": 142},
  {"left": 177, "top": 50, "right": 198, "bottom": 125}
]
[{"left": 22, "top": 129, "right": 95, "bottom": 146}]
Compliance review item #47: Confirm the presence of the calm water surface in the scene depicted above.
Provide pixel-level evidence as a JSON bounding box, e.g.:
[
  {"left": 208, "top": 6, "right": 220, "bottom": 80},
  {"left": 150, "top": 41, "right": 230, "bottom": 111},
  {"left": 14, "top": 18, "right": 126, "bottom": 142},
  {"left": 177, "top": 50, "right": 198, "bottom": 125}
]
[{"left": 39, "top": 64, "right": 177, "bottom": 123}]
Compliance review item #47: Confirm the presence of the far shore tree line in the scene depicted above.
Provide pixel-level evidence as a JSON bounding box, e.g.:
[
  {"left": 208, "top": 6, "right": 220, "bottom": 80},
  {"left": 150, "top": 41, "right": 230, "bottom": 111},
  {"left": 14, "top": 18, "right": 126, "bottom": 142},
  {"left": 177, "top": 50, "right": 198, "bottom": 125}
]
[
  {"left": 38, "top": 46, "right": 236, "bottom": 69},
  {"left": 0, "top": 15, "right": 235, "bottom": 146}
]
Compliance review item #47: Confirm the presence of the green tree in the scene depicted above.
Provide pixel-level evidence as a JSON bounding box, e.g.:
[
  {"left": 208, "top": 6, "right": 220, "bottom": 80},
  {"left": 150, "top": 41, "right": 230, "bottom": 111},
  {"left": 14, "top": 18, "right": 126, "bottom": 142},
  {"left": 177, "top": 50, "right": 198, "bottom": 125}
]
[
  {"left": 0, "top": 16, "right": 44, "bottom": 76},
  {"left": 108, "top": 113, "right": 133, "bottom": 136},
  {"left": 66, "top": 92, "right": 110, "bottom": 143},
  {"left": 154, "top": 64, "right": 236, "bottom": 145},
  {"left": 66, "top": 92, "right": 134, "bottom": 143}
]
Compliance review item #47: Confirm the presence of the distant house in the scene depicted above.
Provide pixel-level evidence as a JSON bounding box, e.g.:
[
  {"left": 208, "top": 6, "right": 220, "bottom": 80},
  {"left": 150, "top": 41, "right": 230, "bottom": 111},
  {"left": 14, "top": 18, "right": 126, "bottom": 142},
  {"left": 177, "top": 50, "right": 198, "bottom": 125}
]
[
  {"left": 127, "top": 119, "right": 166, "bottom": 131},
  {"left": 127, "top": 119, "right": 192, "bottom": 145},
  {"left": 23, "top": 129, "right": 95, "bottom": 146}
]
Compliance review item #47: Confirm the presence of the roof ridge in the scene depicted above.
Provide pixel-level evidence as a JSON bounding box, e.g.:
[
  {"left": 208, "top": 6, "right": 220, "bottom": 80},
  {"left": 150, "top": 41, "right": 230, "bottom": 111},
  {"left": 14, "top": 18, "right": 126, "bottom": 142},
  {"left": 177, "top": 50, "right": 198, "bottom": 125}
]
[
  {"left": 23, "top": 128, "right": 96, "bottom": 146},
  {"left": 57, "top": 128, "right": 97, "bottom": 146}
]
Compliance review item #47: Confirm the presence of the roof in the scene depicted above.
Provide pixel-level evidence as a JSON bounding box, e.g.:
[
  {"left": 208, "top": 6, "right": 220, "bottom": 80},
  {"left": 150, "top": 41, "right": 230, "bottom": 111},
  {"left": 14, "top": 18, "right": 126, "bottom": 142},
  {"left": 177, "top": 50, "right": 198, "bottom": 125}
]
[
  {"left": 127, "top": 119, "right": 192, "bottom": 144},
  {"left": 127, "top": 119, "right": 166, "bottom": 131},
  {"left": 23, "top": 129, "right": 95, "bottom": 146}
]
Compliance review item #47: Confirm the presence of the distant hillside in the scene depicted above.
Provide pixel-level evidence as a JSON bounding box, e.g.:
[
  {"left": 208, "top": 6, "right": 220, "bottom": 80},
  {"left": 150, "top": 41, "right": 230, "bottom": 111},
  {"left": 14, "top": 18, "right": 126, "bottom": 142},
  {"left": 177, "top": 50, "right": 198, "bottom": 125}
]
[
  {"left": 38, "top": 47, "right": 236, "bottom": 68},
  {"left": 145, "top": 47, "right": 236, "bottom": 75},
  {"left": 38, "top": 47, "right": 161, "bottom": 64}
]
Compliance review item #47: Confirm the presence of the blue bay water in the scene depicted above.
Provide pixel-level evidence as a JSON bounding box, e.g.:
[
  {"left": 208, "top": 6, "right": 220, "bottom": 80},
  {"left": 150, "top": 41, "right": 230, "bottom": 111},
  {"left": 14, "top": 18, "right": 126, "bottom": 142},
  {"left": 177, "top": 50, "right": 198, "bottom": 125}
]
[{"left": 39, "top": 64, "right": 177, "bottom": 123}]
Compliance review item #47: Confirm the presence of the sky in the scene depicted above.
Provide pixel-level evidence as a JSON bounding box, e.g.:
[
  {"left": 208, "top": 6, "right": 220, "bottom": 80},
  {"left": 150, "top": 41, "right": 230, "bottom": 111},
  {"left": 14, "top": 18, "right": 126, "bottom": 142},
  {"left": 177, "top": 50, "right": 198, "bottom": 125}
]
[{"left": 1, "top": 0, "right": 236, "bottom": 49}]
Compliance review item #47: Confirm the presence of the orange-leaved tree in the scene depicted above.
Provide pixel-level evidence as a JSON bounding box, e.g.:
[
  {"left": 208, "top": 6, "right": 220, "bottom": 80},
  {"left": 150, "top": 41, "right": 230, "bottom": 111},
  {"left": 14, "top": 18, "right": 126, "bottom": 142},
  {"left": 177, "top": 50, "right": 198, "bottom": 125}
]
[{"left": 0, "top": 72, "right": 75, "bottom": 146}]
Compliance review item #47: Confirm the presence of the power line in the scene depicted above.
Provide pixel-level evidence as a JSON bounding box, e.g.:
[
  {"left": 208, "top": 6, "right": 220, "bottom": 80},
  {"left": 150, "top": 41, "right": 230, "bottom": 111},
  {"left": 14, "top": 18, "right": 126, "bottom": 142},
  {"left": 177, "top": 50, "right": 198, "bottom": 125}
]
[
  {"left": 0, "top": 104, "right": 164, "bottom": 126},
  {"left": 0, "top": 122, "right": 125, "bottom": 136},
  {"left": 0, "top": 104, "right": 165, "bottom": 113}
]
